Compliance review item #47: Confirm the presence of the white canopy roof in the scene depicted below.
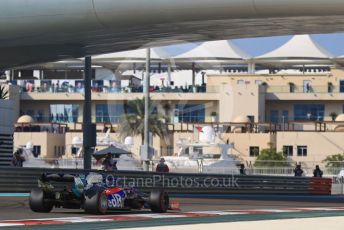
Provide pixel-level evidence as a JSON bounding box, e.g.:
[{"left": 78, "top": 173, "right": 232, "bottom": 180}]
[
  {"left": 256, "top": 35, "right": 333, "bottom": 60},
  {"left": 173, "top": 40, "right": 251, "bottom": 61},
  {"left": 92, "top": 48, "right": 169, "bottom": 61}
]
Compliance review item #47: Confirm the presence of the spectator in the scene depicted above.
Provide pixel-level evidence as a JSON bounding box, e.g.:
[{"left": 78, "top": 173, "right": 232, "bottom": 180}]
[
  {"left": 239, "top": 164, "right": 246, "bottom": 175},
  {"left": 294, "top": 164, "right": 304, "bottom": 177},
  {"left": 102, "top": 153, "right": 115, "bottom": 171},
  {"left": 51, "top": 83, "right": 55, "bottom": 93},
  {"left": 11, "top": 148, "right": 25, "bottom": 167},
  {"left": 306, "top": 83, "right": 311, "bottom": 93},
  {"left": 313, "top": 165, "right": 323, "bottom": 178},
  {"left": 156, "top": 158, "right": 169, "bottom": 173}
]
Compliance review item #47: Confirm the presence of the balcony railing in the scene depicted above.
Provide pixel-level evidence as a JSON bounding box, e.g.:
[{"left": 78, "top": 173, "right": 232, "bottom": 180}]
[
  {"left": 267, "top": 85, "right": 343, "bottom": 94},
  {"left": 17, "top": 81, "right": 213, "bottom": 94}
]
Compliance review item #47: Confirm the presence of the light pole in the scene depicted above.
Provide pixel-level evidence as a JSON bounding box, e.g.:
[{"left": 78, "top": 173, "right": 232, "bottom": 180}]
[
  {"left": 143, "top": 48, "right": 151, "bottom": 171},
  {"left": 83, "top": 56, "right": 96, "bottom": 170}
]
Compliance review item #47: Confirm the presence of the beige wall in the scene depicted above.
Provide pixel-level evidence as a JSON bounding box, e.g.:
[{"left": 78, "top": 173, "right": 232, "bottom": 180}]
[
  {"left": 276, "top": 132, "right": 344, "bottom": 163},
  {"left": 221, "top": 133, "right": 275, "bottom": 162},
  {"left": 14, "top": 132, "right": 65, "bottom": 158},
  {"left": 208, "top": 76, "right": 265, "bottom": 122},
  {"left": 208, "top": 69, "right": 344, "bottom": 95}
]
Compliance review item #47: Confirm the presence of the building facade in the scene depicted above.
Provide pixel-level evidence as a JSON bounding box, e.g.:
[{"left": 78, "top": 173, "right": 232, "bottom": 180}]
[{"left": 7, "top": 67, "right": 344, "bottom": 167}]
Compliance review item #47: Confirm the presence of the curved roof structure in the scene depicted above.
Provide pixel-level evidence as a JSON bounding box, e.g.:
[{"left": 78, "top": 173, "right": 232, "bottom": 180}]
[
  {"left": 173, "top": 40, "right": 250, "bottom": 61},
  {"left": 256, "top": 35, "right": 333, "bottom": 60},
  {"left": 231, "top": 115, "right": 251, "bottom": 123},
  {"left": 17, "top": 115, "right": 35, "bottom": 124},
  {"left": 335, "top": 114, "right": 344, "bottom": 122},
  {"left": 2, "top": 0, "right": 344, "bottom": 68}
]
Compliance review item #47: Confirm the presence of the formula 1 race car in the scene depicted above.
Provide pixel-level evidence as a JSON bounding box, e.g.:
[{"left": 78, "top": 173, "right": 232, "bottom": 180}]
[{"left": 29, "top": 173, "right": 169, "bottom": 214}]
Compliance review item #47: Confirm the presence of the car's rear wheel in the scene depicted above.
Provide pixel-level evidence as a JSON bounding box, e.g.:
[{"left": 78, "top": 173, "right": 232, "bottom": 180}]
[
  {"left": 149, "top": 190, "right": 169, "bottom": 213},
  {"left": 84, "top": 189, "right": 108, "bottom": 214},
  {"left": 29, "top": 188, "right": 53, "bottom": 213}
]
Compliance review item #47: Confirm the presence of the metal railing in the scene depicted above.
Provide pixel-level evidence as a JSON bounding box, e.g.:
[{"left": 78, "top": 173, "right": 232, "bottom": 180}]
[
  {"left": 267, "top": 85, "right": 343, "bottom": 94},
  {"left": 17, "top": 82, "right": 214, "bottom": 94}
]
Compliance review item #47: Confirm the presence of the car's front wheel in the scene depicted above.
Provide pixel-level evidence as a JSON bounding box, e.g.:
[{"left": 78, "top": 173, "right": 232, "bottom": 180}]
[
  {"left": 149, "top": 190, "right": 169, "bottom": 213},
  {"left": 29, "top": 188, "right": 53, "bottom": 213}
]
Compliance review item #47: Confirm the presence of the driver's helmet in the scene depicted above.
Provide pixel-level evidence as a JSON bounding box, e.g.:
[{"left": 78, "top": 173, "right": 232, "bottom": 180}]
[{"left": 86, "top": 173, "right": 103, "bottom": 185}]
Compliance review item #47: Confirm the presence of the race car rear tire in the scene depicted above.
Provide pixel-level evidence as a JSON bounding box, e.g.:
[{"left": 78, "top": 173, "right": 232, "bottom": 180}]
[
  {"left": 29, "top": 188, "right": 53, "bottom": 213},
  {"left": 84, "top": 188, "right": 108, "bottom": 215},
  {"left": 149, "top": 190, "right": 169, "bottom": 213}
]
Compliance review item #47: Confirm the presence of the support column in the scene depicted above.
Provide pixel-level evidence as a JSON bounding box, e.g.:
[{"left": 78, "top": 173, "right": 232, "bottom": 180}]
[
  {"left": 191, "top": 62, "right": 196, "bottom": 87},
  {"left": 143, "top": 48, "right": 151, "bottom": 171},
  {"left": 83, "top": 56, "right": 95, "bottom": 170},
  {"left": 10, "top": 70, "right": 15, "bottom": 81},
  {"left": 248, "top": 60, "right": 256, "bottom": 74},
  {"left": 167, "top": 64, "right": 172, "bottom": 86}
]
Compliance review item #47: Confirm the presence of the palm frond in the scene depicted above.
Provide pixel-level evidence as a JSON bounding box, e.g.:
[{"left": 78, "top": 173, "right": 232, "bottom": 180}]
[
  {"left": 119, "top": 97, "right": 169, "bottom": 144},
  {"left": 0, "top": 85, "right": 9, "bottom": 99}
]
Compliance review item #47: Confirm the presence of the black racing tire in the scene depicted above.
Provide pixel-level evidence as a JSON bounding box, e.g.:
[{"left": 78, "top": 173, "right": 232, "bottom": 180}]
[
  {"left": 29, "top": 188, "right": 53, "bottom": 213},
  {"left": 149, "top": 190, "right": 169, "bottom": 213},
  {"left": 84, "top": 188, "right": 108, "bottom": 215}
]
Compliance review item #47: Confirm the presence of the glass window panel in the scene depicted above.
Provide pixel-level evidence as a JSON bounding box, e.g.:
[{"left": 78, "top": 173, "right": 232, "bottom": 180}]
[
  {"left": 175, "top": 104, "right": 205, "bottom": 123},
  {"left": 294, "top": 104, "right": 324, "bottom": 121}
]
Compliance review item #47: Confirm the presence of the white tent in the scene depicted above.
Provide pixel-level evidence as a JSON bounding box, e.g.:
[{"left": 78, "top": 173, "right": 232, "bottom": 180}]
[
  {"left": 173, "top": 40, "right": 251, "bottom": 61},
  {"left": 171, "top": 40, "right": 251, "bottom": 83},
  {"left": 256, "top": 35, "right": 333, "bottom": 61},
  {"left": 92, "top": 48, "right": 168, "bottom": 61}
]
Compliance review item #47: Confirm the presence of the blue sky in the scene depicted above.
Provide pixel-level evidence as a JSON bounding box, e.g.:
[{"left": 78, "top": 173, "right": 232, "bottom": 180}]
[{"left": 163, "top": 33, "right": 344, "bottom": 57}]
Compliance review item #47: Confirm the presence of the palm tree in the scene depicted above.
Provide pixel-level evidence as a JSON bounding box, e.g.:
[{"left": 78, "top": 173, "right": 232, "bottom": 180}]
[
  {"left": 0, "top": 84, "right": 9, "bottom": 99},
  {"left": 323, "top": 153, "right": 344, "bottom": 168},
  {"left": 119, "top": 98, "right": 168, "bottom": 144}
]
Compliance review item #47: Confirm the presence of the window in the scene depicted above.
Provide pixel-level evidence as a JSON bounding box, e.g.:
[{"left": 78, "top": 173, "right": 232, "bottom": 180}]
[
  {"left": 237, "top": 80, "right": 245, "bottom": 85},
  {"left": 270, "top": 110, "right": 279, "bottom": 123},
  {"left": 50, "top": 104, "right": 79, "bottom": 123},
  {"left": 255, "top": 80, "right": 262, "bottom": 85},
  {"left": 247, "top": 115, "right": 255, "bottom": 123},
  {"left": 303, "top": 80, "right": 312, "bottom": 93},
  {"left": 175, "top": 104, "right": 205, "bottom": 123},
  {"left": 294, "top": 104, "right": 325, "bottom": 121},
  {"left": 340, "top": 80, "right": 344, "bottom": 93},
  {"left": 249, "top": 146, "right": 260, "bottom": 157},
  {"left": 71, "top": 147, "right": 78, "bottom": 155},
  {"left": 283, "top": 145, "right": 293, "bottom": 156},
  {"left": 297, "top": 146, "right": 307, "bottom": 157},
  {"left": 32, "top": 145, "right": 41, "bottom": 157}
]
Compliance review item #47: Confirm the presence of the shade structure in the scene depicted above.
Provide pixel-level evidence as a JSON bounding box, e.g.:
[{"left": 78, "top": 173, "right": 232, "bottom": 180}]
[
  {"left": 92, "top": 146, "right": 131, "bottom": 160},
  {"left": 91, "top": 47, "right": 173, "bottom": 70},
  {"left": 255, "top": 35, "right": 333, "bottom": 67},
  {"left": 93, "top": 48, "right": 166, "bottom": 61},
  {"left": 172, "top": 40, "right": 250, "bottom": 64}
]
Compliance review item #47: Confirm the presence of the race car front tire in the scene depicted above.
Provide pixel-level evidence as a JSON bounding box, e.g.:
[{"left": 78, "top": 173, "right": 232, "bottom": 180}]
[
  {"left": 149, "top": 190, "right": 169, "bottom": 213},
  {"left": 29, "top": 188, "right": 53, "bottom": 213},
  {"left": 84, "top": 188, "right": 108, "bottom": 214}
]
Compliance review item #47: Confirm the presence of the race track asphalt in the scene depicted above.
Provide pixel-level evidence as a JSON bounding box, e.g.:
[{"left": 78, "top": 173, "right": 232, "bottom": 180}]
[{"left": 1, "top": 195, "right": 344, "bottom": 220}]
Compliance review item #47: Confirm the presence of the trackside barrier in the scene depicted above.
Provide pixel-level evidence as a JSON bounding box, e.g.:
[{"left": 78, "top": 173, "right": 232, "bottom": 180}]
[
  {"left": 309, "top": 178, "right": 332, "bottom": 195},
  {"left": 0, "top": 167, "right": 332, "bottom": 195}
]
